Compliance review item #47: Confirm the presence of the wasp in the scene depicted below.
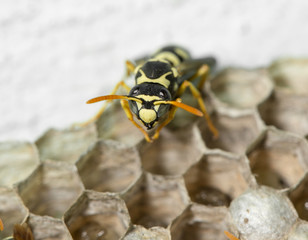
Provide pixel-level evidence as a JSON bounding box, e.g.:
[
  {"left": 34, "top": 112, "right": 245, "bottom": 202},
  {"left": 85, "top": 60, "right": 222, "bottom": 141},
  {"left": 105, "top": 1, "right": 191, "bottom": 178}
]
[
  {"left": 1, "top": 223, "right": 34, "bottom": 240},
  {"left": 86, "top": 46, "right": 219, "bottom": 142}
]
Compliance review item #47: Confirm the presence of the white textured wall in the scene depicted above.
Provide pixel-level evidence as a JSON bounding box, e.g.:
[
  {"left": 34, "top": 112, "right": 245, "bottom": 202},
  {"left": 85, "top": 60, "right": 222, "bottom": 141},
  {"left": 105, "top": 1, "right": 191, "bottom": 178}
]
[{"left": 1, "top": 0, "right": 308, "bottom": 142}]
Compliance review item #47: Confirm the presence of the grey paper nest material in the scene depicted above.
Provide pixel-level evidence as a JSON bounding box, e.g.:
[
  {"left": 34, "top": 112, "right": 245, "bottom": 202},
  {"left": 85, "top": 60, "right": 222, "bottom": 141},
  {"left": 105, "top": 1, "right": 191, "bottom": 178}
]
[{"left": 1, "top": 58, "right": 308, "bottom": 240}]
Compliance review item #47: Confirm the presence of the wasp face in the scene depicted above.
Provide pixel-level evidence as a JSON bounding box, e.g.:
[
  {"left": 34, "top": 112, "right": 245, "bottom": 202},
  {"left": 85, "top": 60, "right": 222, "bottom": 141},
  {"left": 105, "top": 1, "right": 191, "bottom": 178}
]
[{"left": 128, "top": 83, "right": 172, "bottom": 130}]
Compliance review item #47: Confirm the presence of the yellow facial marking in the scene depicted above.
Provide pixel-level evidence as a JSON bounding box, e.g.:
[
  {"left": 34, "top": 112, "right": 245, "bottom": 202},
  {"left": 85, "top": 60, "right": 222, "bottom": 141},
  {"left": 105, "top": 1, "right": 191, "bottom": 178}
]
[
  {"left": 154, "top": 105, "right": 160, "bottom": 112},
  {"left": 137, "top": 95, "right": 161, "bottom": 101},
  {"left": 148, "top": 58, "right": 169, "bottom": 64},
  {"left": 136, "top": 70, "right": 171, "bottom": 88},
  {"left": 139, "top": 109, "right": 157, "bottom": 123},
  {"left": 136, "top": 102, "right": 142, "bottom": 110}
]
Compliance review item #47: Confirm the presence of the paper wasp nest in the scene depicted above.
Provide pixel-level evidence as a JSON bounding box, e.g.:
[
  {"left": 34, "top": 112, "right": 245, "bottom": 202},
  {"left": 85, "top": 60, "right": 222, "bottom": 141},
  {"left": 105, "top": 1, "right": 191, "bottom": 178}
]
[{"left": 1, "top": 58, "right": 308, "bottom": 240}]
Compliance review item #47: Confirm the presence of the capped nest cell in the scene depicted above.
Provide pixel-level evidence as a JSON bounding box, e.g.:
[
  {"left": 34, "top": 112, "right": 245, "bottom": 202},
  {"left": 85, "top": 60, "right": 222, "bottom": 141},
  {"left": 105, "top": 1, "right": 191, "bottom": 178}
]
[
  {"left": 1, "top": 57, "right": 308, "bottom": 240},
  {"left": 229, "top": 186, "right": 298, "bottom": 240}
]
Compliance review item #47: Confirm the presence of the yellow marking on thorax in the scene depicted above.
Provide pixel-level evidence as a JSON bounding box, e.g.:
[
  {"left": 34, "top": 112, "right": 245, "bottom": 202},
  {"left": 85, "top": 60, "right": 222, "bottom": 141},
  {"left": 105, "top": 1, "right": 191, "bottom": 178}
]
[
  {"left": 136, "top": 70, "right": 171, "bottom": 88},
  {"left": 147, "top": 58, "right": 179, "bottom": 77},
  {"left": 171, "top": 67, "right": 179, "bottom": 77},
  {"left": 153, "top": 52, "right": 181, "bottom": 66},
  {"left": 134, "top": 64, "right": 142, "bottom": 75},
  {"left": 148, "top": 58, "right": 170, "bottom": 64}
]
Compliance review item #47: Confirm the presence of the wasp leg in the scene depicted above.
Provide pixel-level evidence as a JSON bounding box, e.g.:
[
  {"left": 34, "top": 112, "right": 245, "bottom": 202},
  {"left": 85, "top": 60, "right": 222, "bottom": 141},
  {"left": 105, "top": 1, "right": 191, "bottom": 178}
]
[
  {"left": 91, "top": 60, "right": 135, "bottom": 119},
  {"left": 185, "top": 64, "right": 210, "bottom": 90},
  {"left": 125, "top": 60, "right": 136, "bottom": 76},
  {"left": 152, "top": 104, "right": 178, "bottom": 140},
  {"left": 88, "top": 60, "right": 136, "bottom": 122},
  {"left": 121, "top": 100, "right": 152, "bottom": 142},
  {"left": 78, "top": 61, "right": 136, "bottom": 127},
  {"left": 178, "top": 79, "right": 219, "bottom": 138},
  {"left": 79, "top": 80, "right": 131, "bottom": 127}
]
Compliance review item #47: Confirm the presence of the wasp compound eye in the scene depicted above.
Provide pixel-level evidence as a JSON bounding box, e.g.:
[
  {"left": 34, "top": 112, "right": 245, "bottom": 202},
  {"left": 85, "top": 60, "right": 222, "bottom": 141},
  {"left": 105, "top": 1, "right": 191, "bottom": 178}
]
[
  {"left": 132, "top": 88, "right": 139, "bottom": 95},
  {"left": 159, "top": 90, "right": 169, "bottom": 99}
]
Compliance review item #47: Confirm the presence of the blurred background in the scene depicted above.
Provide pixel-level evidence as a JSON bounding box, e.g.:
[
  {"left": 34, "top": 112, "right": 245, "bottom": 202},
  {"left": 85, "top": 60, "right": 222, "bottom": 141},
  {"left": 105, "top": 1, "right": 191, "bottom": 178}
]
[{"left": 1, "top": 0, "right": 308, "bottom": 142}]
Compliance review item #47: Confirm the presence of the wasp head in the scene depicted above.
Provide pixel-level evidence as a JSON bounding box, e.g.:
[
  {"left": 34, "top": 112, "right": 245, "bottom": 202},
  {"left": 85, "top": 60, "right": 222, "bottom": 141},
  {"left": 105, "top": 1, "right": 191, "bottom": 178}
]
[{"left": 128, "top": 83, "right": 172, "bottom": 130}]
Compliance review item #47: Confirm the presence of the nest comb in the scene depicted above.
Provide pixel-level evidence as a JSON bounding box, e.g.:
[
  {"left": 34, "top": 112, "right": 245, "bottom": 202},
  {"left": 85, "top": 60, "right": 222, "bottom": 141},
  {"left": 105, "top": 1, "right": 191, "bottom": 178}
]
[{"left": 0, "top": 58, "right": 308, "bottom": 240}]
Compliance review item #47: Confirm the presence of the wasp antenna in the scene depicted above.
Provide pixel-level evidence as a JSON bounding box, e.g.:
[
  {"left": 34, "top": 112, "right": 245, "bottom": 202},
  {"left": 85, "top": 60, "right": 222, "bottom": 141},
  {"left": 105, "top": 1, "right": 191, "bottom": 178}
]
[
  {"left": 154, "top": 99, "right": 203, "bottom": 117},
  {"left": 224, "top": 231, "right": 240, "bottom": 240},
  {"left": 0, "top": 218, "right": 3, "bottom": 231},
  {"left": 86, "top": 95, "right": 142, "bottom": 104},
  {"left": 87, "top": 95, "right": 127, "bottom": 104}
]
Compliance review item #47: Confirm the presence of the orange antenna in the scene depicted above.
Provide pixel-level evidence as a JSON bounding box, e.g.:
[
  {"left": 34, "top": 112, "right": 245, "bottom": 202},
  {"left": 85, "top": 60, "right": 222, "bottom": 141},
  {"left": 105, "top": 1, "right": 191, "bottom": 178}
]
[
  {"left": 154, "top": 98, "right": 203, "bottom": 117},
  {"left": 86, "top": 95, "right": 142, "bottom": 104},
  {"left": 224, "top": 231, "right": 240, "bottom": 240},
  {"left": 0, "top": 218, "right": 3, "bottom": 231}
]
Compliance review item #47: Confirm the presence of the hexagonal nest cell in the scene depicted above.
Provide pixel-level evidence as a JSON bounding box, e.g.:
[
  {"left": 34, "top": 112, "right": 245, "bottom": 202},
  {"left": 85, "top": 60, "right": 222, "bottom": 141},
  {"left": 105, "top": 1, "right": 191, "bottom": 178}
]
[
  {"left": 209, "top": 67, "right": 273, "bottom": 111},
  {"left": 1, "top": 56, "right": 308, "bottom": 240}
]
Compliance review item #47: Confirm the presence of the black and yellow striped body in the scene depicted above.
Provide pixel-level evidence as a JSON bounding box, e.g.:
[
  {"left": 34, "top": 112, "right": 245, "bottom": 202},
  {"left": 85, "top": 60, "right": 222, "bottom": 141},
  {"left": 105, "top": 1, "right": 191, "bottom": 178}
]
[
  {"left": 85, "top": 45, "right": 218, "bottom": 142},
  {"left": 128, "top": 46, "right": 190, "bottom": 129}
]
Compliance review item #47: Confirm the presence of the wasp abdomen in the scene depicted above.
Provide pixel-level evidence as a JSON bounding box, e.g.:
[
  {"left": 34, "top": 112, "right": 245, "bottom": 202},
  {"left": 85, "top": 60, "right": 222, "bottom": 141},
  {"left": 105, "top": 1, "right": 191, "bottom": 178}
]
[{"left": 152, "top": 45, "right": 191, "bottom": 66}]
